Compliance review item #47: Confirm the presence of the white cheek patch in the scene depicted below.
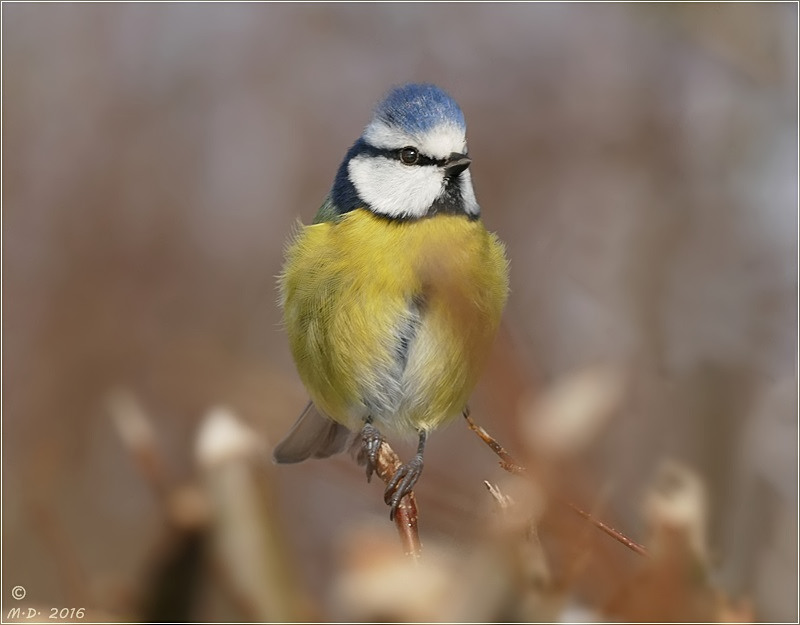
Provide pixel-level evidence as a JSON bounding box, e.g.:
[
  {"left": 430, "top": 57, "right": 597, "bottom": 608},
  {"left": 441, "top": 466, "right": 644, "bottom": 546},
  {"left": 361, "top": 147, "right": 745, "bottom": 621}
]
[
  {"left": 349, "top": 155, "right": 444, "bottom": 219},
  {"left": 364, "top": 120, "right": 467, "bottom": 160},
  {"left": 459, "top": 169, "right": 480, "bottom": 216}
]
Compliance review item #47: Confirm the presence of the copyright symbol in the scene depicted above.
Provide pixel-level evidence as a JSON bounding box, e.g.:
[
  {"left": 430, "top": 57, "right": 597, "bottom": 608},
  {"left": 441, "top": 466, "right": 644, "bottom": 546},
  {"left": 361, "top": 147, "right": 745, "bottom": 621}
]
[{"left": 11, "top": 585, "right": 26, "bottom": 600}]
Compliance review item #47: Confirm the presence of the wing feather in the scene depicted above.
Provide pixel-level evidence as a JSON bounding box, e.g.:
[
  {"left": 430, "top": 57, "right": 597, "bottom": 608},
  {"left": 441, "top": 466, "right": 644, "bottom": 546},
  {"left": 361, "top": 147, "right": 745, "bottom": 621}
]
[{"left": 273, "top": 402, "right": 351, "bottom": 463}]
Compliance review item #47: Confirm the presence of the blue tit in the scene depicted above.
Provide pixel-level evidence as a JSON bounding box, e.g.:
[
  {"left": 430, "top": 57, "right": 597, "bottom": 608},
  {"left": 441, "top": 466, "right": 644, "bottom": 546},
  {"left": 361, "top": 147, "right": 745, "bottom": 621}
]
[{"left": 273, "top": 83, "right": 509, "bottom": 518}]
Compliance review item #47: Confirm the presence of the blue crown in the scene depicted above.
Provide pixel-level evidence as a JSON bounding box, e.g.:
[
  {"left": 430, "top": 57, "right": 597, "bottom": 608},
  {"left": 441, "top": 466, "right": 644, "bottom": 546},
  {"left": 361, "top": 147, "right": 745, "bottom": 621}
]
[{"left": 372, "top": 83, "right": 466, "bottom": 135}]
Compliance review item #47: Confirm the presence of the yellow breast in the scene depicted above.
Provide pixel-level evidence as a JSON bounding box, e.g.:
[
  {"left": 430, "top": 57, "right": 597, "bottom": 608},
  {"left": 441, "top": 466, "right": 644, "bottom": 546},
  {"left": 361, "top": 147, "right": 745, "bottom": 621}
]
[{"left": 280, "top": 209, "right": 508, "bottom": 434}]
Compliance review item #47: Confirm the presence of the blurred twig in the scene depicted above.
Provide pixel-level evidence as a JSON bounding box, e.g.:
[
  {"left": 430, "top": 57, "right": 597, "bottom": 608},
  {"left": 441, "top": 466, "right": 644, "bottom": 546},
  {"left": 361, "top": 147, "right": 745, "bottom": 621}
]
[
  {"left": 484, "top": 480, "right": 515, "bottom": 510},
  {"left": 197, "top": 407, "right": 310, "bottom": 621},
  {"left": 108, "top": 389, "right": 213, "bottom": 621},
  {"left": 604, "top": 461, "right": 716, "bottom": 621},
  {"left": 464, "top": 409, "right": 649, "bottom": 558},
  {"left": 138, "top": 524, "right": 208, "bottom": 623},
  {"left": 107, "top": 390, "right": 171, "bottom": 504}
]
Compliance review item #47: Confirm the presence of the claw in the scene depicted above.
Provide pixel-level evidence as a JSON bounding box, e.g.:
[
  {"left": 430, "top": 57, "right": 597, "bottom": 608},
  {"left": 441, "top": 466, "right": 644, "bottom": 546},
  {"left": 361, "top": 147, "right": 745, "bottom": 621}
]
[
  {"left": 384, "top": 454, "right": 423, "bottom": 521},
  {"left": 357, "top": 423, "right": 383, "bottom": 483}
]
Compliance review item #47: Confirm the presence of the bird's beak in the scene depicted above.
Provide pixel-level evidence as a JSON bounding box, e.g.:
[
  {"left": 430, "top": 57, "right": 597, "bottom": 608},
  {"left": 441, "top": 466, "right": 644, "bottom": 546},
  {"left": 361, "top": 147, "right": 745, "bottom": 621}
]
[{"left": 443, "top": 152, "right": 471, "bottom": 178}]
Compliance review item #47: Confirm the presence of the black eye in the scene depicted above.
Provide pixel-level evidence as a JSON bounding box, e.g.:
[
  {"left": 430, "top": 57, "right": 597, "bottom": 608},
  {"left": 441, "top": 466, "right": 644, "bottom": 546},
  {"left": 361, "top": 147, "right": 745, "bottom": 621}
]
[{"left": 399, "top": 147, "right": 419, "bottom": 165}]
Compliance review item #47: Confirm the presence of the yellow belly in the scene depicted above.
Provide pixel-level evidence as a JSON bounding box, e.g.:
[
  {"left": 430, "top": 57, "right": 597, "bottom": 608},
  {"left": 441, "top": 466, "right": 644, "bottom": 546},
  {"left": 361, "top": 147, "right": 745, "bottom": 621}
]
[{"left": 280, "top": 209, "right": 508, "bottom": 434}]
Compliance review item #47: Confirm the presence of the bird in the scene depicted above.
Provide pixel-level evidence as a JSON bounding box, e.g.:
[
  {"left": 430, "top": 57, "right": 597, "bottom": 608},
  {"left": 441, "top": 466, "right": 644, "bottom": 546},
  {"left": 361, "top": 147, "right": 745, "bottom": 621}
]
[{"left": 273, "top": 83, "right": 509, "bottom": 519}]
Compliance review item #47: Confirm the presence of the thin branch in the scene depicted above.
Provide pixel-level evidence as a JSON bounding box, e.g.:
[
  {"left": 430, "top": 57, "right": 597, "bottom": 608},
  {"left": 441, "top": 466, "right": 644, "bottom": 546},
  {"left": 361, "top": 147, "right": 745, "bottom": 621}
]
[
  {"left": 557, "top": 495, "right": 649, "bottom": 559},
  {"left": 464, "top": 408, "right": 526, "bottom": 475},
  {"left": 463, "top": 409, "right": 649, "bottom": 558},
  {"left": 370, "top": 441, "right": 422, "bottom": 559}
]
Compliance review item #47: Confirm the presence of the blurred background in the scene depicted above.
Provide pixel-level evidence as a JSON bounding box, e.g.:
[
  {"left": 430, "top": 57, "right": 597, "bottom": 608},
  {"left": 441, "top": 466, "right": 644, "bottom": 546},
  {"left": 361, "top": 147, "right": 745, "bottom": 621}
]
[{"left": 3, "top": 2, "right": 797, "bottom": 622}]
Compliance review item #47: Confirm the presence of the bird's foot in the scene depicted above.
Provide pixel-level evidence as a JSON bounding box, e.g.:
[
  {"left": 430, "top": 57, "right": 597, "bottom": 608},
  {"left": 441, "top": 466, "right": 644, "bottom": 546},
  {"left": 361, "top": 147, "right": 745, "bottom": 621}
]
[
  {"left": 357, "top": 422, "right": 384, "bottom": 483},
  {"left": 384, "top": 454, "right": 423, "bottom": 521}
]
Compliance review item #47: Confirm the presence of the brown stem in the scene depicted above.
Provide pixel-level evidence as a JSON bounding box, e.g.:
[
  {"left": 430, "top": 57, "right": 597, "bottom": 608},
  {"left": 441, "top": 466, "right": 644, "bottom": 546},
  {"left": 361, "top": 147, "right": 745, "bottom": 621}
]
[
  {"left": 463, "top": 409, "right": 648, "bottom": 558},
  {"left": 371, "top": 441, "right": 422, "bottom": 559},
  {"left": 464, "top": 408, "right": 526, "bottom": 475},
  {"left": 557, "top": 496, "right": 649, "bottom": 558}
]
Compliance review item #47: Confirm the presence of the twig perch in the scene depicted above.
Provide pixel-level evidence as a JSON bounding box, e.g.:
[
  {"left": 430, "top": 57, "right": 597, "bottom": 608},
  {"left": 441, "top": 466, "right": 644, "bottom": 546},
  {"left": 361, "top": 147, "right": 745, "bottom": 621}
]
[
  {"left": 463, "top": 408, "right": 648, "bottom": 558},
  {"left": 367, "top": 441, "right": 422, "bottom": 559}
]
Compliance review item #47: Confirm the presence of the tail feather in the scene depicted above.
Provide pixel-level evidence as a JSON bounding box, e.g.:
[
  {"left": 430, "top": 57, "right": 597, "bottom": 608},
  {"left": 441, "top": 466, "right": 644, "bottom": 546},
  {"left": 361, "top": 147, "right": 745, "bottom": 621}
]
[{"left": 273, "top": 402, "right": 350, "bottom": 463}]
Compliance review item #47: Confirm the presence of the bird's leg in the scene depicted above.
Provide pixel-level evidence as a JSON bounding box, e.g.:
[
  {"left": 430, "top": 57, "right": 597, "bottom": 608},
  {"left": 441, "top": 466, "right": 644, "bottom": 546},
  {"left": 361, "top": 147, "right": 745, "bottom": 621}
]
[
  {"left": 384, "top": 430, "right": 427, "bottom": 521},
  {"left": 358, "top": 417, "right": 384, "bottom": 483}
]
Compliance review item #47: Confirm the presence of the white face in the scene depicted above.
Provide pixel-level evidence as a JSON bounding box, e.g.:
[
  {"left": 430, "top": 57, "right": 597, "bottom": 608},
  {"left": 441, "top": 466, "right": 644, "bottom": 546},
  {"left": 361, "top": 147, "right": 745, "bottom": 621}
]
[{"left": 347, "top": 119, "right": 480, "bottom": 219}]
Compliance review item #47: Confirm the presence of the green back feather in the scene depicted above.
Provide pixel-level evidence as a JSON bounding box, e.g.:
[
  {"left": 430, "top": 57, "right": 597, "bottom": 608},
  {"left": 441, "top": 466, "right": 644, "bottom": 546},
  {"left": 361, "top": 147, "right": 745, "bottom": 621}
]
[{"left": 312, "top": 196, "right": 340, "bottom": 224}]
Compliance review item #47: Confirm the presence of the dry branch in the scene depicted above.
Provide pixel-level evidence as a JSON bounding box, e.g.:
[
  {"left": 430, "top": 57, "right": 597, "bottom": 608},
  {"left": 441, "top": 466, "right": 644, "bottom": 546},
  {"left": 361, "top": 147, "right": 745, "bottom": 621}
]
[
  {"left": 366, "top": 441, "right": 422, "bottom": 559},
  {"left": 463, "top": 409, "right": 648, "bottom": 558}
]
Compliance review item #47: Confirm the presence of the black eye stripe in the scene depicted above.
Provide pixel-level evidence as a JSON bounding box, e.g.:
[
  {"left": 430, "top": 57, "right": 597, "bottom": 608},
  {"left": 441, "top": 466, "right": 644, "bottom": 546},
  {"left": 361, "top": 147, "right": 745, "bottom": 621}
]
[
  {"left": 405, "top": 152, "right": 442, "bottom": 167},
  {"left": 359, "top": 143, "right": 446, "bottom": 167}
]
